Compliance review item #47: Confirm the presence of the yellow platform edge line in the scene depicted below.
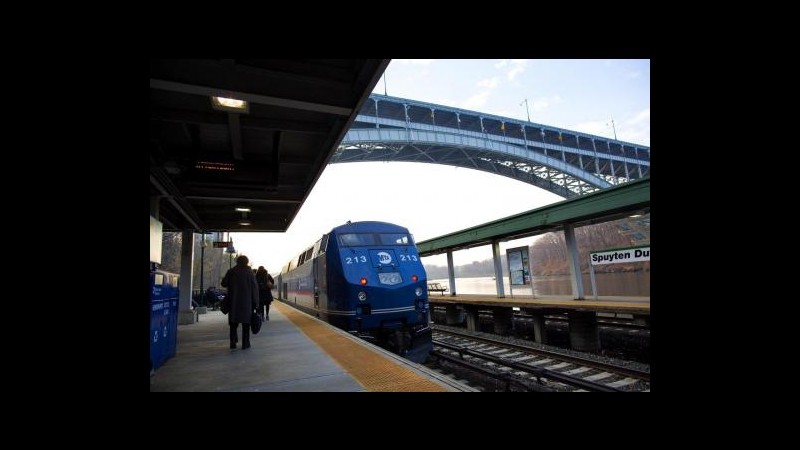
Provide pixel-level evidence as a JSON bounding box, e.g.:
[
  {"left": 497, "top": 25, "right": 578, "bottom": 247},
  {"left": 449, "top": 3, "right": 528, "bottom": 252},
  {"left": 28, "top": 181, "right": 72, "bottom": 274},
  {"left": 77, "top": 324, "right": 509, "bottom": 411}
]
[
  {"left": 274, "top": 302, "right": 448, "bottom": 392},
  {"left": 431, "top": 296, "right": 650, "bottom": 312}
]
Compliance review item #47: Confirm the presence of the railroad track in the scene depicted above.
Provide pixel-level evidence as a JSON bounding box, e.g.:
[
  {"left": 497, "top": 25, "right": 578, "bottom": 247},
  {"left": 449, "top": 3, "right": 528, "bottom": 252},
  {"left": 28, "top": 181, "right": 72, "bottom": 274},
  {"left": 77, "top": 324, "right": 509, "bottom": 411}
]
[
  {"left": 431, "top": 307, "right": 650, "bottom": 331},
  {"left": 431, "top": 326, "right": 650, "bottom": 392}
]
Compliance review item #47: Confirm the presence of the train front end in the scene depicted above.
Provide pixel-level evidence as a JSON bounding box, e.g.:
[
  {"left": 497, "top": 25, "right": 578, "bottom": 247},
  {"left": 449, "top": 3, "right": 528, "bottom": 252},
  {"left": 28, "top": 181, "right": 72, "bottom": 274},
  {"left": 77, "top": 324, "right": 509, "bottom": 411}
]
[{"left": 330, "top": 222, "right": 432, "bottom": 363}]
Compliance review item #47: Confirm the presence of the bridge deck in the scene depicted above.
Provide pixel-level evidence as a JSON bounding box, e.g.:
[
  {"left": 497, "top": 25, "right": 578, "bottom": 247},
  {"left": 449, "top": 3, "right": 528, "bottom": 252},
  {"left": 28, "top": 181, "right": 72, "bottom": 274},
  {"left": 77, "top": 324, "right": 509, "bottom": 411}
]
[{"left": 335, "top": 94, "right": 650, "bottom": 198}]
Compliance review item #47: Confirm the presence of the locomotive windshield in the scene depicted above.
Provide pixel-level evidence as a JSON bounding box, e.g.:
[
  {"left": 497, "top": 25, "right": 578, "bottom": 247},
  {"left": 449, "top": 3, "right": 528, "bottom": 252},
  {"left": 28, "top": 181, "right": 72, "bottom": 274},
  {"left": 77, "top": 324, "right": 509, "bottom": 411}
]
[
  {"left": 379, "top": 233, "right": 411, "bottom": 245},
  {"left": 338, "top": 232, "right": 413, "bottom": 247}
]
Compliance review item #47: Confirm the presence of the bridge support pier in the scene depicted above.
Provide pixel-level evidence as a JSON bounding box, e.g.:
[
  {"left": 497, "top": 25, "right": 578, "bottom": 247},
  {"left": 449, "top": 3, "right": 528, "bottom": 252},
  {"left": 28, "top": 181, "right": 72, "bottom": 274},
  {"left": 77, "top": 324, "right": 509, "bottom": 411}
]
[
  {"left": 445, "top": 305, "right": 465, "bottom": 325},
  {"left": 464, "top": 306, "right": 479, "bottom": 332},
  {"left": 524, "top": 310, "right": 548, "bottom": 344},
  {"left": 492, "top": 307, "right": 513, "bottom": 335},
  {"left": 568, "top": 311, "right": 600, "bottom": 352}
]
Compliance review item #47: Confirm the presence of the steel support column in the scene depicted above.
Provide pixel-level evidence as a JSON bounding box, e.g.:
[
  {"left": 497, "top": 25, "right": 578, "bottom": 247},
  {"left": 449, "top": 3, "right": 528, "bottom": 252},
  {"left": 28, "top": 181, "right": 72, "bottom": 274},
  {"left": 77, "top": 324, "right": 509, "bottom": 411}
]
[
  {"left": 492, "top": 240, "right": 505, "bottom": 298},
  {"left": 564, "top": 223, "right": 585, "bottom": 300},
  {"left": 178, "top": 229, "right": 197, "bottom": 325},
  {"left": 447, "top": 250, "right": 456, "bottom": 296}
]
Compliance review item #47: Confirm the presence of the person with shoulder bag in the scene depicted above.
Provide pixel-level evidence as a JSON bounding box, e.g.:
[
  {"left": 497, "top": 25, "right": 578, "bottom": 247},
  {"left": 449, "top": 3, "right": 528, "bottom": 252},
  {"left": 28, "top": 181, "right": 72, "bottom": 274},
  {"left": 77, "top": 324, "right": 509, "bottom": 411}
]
[{"left": 256, "top": 266, "right": 274, "bottom": 321}]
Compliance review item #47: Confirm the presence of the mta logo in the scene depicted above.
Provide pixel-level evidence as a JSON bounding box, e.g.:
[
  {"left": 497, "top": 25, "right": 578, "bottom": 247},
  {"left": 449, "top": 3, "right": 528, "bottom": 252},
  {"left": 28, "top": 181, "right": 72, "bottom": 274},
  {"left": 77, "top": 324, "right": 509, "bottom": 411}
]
[{"left": 377, "top": 252, "right": 392, "bottom": 264}]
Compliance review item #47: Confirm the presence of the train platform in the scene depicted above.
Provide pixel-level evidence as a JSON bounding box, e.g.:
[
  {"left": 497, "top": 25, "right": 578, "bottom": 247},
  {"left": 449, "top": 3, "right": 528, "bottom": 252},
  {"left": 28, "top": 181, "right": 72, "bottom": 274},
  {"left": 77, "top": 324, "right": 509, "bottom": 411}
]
[
  {"left": 149, "top": 301, "right": 475, "bottom": 392},
  {"left": 429, "top": 294, "right": 650, "bottom": 315}
]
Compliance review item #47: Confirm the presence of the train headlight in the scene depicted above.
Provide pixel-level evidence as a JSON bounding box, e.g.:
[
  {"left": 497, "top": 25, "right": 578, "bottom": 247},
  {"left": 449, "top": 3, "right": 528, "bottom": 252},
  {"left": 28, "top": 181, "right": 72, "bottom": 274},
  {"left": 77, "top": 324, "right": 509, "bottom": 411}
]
[
  {"left": 411, "top": 275, "right": 418, "bottom": 282},
  {"left": 360, "top": 277, "right": 368, "bottom": 285},
  {"left": 358, "top": 291, "right": 367, "bottom": 302},
  {"left": 415, "top": 287, "right": 423, "bottom": 297},
  {"left": 378, "top": 272, "right": 402, "bottom": 285}
]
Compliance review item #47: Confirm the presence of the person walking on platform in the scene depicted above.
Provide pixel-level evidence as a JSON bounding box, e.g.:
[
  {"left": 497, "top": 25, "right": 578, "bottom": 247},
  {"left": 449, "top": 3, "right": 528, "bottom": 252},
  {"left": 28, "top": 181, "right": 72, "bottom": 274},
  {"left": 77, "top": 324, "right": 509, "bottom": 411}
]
[
  {"left": 221, "top": 255, "right": 259, "bottom": 350},
  {"left": 256, "top": 266, "right": 274, "bottom": 321}
]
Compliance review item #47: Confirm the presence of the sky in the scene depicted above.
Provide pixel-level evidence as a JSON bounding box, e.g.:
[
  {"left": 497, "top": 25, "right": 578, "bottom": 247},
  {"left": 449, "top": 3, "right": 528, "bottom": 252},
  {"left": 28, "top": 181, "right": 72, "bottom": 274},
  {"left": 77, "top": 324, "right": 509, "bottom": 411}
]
[{"left": 231, "top": 59, "right": 650, "bottom": 273}]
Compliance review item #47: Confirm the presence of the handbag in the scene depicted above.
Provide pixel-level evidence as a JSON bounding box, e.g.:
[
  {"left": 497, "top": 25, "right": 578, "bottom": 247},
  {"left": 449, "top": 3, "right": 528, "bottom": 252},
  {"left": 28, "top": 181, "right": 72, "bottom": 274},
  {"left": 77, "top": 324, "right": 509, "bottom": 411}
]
[
  {"left": 250, "top": 310, "right": 263, "bottom": 334},
  {"left": 219, "top": 297, "right": 230, "bottom": 314}
]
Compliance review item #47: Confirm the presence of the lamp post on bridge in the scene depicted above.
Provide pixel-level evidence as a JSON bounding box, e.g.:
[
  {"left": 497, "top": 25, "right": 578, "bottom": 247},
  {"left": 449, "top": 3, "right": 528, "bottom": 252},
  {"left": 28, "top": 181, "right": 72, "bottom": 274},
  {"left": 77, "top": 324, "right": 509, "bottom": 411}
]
[
  {"left": 608, "top": 118, "right": 618, "bottom": 140},
  {"left": 521, "top": 98, "right": 531, "bottom": 122}
]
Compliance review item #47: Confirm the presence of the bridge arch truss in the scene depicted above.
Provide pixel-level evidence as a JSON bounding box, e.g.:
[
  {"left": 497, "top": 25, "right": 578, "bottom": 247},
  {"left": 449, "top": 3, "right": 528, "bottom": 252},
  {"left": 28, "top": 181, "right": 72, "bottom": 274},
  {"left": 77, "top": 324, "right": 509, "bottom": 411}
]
[{"left": 333, "top": 94, "right": 650, "bottom": 198}]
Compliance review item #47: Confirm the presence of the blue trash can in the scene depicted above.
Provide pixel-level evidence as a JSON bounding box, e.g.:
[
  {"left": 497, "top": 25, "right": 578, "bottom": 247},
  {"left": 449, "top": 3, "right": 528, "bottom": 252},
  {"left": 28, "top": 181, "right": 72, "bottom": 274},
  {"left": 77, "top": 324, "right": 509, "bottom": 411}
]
[{"left": 150, "top": 269, "right": 179, "bottom": 371}]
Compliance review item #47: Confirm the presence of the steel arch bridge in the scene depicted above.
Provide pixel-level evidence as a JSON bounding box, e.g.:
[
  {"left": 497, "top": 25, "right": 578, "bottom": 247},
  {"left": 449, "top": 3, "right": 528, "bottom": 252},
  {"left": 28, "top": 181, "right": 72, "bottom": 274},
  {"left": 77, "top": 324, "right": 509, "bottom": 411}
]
[{"left": 332, "top": 94, "right": 650, "bottom": 198}]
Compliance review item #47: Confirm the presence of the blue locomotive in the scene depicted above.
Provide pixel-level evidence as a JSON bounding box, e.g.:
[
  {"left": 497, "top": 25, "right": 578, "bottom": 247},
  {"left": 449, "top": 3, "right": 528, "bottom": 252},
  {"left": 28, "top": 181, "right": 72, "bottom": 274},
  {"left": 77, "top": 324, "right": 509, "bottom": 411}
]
[{"left": 276, "top": 221, "right": 432, "bottom": 363}]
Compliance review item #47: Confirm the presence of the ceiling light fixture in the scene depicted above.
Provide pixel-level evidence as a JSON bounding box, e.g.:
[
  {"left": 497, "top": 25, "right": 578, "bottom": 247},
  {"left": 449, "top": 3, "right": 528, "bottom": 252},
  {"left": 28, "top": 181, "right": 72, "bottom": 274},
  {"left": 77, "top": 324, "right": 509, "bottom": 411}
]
[
  {"left": 237, "top": 209, "right": 250, "bottom": 226},
  {"left": 211, "top": 96, "right": 249, "bottom": 113}
]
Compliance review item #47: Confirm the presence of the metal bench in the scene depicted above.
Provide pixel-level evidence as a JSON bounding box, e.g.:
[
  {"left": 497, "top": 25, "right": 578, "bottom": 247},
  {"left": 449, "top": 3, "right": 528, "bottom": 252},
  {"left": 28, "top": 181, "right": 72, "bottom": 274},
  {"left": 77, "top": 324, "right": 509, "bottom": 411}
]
[{"left": 427, "top": 282, "right": 448, "bottom": 296}]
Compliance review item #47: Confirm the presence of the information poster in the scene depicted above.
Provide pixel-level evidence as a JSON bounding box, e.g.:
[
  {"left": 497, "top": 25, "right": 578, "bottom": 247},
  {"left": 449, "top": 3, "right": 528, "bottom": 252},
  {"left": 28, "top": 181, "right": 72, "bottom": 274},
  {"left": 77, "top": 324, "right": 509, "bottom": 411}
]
[
  {"left": 506, "top": 246, "right": 531, "bottom": 286},
  {"left": 150, "top": 215, "right": 163, "bottom": 264}
]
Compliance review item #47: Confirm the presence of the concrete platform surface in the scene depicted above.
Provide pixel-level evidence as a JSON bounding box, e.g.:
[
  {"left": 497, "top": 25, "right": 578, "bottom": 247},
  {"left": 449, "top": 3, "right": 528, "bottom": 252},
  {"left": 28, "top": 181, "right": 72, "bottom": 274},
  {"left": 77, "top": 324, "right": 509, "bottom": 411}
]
[
  {"left": 150, "top": 301, "right": 474, "bottom": 392},
  {"left": 150, "top": 304, "right": 366, "bottom": 392}
]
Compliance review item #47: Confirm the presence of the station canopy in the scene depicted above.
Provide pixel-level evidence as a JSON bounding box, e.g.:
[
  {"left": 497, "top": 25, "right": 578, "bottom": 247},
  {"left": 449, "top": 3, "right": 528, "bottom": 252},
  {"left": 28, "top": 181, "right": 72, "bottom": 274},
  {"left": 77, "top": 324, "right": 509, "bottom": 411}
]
[{"left": 150, "top": 59, "right": 388, "bottom": 232}]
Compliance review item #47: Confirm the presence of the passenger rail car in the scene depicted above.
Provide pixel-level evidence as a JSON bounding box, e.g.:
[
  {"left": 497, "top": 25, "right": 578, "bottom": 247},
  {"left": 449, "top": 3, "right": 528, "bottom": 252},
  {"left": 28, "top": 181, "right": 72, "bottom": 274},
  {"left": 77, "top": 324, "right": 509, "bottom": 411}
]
[{"left": 277, "top": 221, "right": 432, "bottom": 362}]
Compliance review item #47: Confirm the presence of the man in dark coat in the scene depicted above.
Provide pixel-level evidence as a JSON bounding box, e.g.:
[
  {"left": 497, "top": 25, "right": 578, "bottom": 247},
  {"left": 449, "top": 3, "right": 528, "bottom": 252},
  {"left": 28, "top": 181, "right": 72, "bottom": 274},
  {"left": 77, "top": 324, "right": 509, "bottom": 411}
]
[{"left": 221, "top": 255, "right": 259, "bottom": 349}]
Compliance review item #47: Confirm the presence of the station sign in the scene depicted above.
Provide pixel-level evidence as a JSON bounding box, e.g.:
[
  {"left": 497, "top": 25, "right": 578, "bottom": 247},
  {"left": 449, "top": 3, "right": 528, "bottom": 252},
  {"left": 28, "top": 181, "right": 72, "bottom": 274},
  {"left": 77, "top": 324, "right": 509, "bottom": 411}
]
[
  {"left": 590, "top": 246, "right": 650, "bottom": 265},
  {"left": 213, "top": 241, "right": 231, "bottom": 248}
]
